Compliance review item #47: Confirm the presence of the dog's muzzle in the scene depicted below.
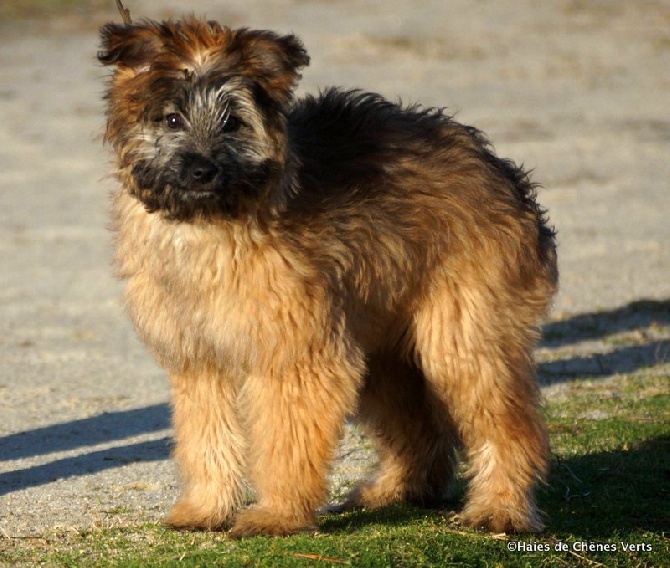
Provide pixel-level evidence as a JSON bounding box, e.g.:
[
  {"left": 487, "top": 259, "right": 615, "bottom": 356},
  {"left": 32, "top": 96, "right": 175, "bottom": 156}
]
[{"left": 179, "top": 153, "right": 221, "bottom": 192}]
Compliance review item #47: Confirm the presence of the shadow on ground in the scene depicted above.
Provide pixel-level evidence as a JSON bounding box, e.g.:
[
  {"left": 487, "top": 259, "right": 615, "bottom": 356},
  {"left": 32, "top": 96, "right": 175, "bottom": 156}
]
[
  {"left": 0, "top": 404, "right": 171, "bottom": 496},
  {"left": 539, "top": 298, "right": 670, "bottom": 382},
  {"left": 542, "top": 436, "right": 670, "bottom": 536},
  {"left": 542, "top": 299, "right": 670, "bottom": 346}
]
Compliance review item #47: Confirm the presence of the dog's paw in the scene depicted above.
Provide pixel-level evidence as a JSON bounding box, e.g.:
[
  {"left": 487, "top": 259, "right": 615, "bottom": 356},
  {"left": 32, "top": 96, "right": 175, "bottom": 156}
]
[
  {"left": 339, "top": 480, "right": 407, "bottom": 512},
  {"left": 228, "top": 507, "right": 315, "bottom": 538},
  {"left": 165, "top": 499, "right": 233, "bottom": 531},
  {"left": 459, "top": 504, "right": 544, "bottom": 533}
]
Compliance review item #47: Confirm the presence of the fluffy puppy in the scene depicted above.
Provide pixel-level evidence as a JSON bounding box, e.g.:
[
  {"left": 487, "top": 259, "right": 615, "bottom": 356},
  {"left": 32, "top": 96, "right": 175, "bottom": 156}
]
[{"left": 98, "top": 17, "right": 557, "bottom": 537}]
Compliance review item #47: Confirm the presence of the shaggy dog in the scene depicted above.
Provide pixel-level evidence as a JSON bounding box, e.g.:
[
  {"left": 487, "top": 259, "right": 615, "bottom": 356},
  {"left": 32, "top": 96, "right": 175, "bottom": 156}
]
[{"left": 98, "top": 15, "right": 557, "bottom": 537}]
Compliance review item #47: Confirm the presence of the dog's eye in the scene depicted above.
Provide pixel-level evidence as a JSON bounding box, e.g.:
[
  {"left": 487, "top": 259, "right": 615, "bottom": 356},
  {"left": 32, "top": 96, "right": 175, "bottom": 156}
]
[
  {"left": 222, "top": 115, "right": 241, "bottom": 133},
  {"left": 164, "top": 113, "right": 185, "bottom": 131}
]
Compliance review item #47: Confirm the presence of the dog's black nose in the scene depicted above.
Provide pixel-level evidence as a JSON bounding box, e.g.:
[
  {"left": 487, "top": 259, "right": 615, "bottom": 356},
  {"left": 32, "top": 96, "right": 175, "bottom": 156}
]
[{"left": 183, "top": 154, "right": 218, "bottom": 185}]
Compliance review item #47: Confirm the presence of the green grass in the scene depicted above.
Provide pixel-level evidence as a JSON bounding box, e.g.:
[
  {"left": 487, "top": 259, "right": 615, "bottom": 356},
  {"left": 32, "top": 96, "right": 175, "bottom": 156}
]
[{"left": 2, "top": 370, "right": 667, "bottom": 567}]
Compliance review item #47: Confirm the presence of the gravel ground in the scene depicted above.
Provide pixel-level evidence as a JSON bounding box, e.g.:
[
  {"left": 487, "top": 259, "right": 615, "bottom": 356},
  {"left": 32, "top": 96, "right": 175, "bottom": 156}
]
[{"left": 1, "top": 0, "right": 669, "bottom": 539}]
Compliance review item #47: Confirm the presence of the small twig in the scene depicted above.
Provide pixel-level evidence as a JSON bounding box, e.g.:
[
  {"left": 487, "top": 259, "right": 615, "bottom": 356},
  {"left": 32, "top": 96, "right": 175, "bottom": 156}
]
[
  {"left": 563, "top": 484, "right": 592, "bottom": 502},
  {"left": 115, "top": 0, "right": 132, "bottom": 25},
  {"left": 556, "top": 456, "right": 583, "bottom": 484},
  {"left": 292, "top": 552, "right": 350, "bottom": 564},
  {"left": 567, "top": 549, "right": 606, "bottom": 568}
]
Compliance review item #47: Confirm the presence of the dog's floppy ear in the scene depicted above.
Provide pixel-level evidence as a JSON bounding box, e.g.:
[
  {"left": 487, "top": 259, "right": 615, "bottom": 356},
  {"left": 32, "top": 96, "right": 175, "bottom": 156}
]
[
  {"left": 98, "top": 22, "right": 161, "bottom": 70},
  {"left": 228, "top": 29, "right": 310, "bottom": 106}
]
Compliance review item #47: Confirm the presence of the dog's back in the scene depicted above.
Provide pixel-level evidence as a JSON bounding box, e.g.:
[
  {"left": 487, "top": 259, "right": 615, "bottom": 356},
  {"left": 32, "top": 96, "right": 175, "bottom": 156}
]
[{"left": 286, "top": 87, "right": 557, "bottom": 315}]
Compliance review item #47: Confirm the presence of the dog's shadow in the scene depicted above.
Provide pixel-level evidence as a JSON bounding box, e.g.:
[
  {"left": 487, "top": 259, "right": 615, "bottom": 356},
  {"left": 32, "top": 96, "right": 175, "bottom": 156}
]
[
  {"left": 1, "top": 299, "right": 667, "bottom": 501},
  {"left": 540, "top": 436, "right": 669, "bottom": 537}
]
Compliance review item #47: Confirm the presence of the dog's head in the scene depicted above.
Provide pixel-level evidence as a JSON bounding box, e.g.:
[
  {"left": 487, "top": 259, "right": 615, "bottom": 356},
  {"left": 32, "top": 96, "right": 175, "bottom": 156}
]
[{"left": 99, "top": 19, "right": 309, "bottom": 220}]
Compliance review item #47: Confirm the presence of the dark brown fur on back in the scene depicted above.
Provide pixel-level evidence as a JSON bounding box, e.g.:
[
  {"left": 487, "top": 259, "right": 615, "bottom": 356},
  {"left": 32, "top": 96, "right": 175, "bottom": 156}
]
[{"left": 99, "top": 17, "right": 557, "bottom": 538}]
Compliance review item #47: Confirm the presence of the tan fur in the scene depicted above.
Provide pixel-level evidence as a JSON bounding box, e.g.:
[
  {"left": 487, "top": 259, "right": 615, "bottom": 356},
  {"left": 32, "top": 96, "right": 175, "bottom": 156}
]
[{"left": 99, "top": 18, "right": 557, "bottom": 537}]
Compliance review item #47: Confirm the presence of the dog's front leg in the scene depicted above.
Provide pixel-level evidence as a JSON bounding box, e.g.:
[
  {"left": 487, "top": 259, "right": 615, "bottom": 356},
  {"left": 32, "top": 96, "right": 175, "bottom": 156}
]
[
  {"left": 230, "top": 349, "right": 363, "bottom": 538},
  {"left": 166, "top": 366, "right": 246, "bottom": 530}
]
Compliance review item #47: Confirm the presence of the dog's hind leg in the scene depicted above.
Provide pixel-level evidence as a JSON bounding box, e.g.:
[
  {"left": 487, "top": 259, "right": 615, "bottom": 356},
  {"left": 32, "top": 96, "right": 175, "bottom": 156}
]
[
  {"left": 342, "top": 354, "right": 459, "bottom": 511},
  {"left": 413, "top": 280, "right": 549, "bottom": 533}
]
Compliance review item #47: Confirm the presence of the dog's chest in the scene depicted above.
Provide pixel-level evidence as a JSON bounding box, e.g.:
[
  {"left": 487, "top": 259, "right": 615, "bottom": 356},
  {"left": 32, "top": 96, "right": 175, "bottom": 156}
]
[{"left": 114, "top": 198, "right": 301, "bottom": 372}]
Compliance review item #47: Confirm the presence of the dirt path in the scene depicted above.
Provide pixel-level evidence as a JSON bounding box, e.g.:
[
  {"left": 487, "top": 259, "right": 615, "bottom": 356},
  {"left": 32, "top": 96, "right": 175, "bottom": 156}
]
[{"left": 1, "top": 0, "right": 669, "bottom": 539}]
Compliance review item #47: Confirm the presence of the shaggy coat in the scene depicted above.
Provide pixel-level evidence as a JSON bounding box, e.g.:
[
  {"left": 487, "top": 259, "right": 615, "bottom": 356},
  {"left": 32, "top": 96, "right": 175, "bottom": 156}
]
[{"left": 99, "top": 18, "right": 557, "bottom": 537}]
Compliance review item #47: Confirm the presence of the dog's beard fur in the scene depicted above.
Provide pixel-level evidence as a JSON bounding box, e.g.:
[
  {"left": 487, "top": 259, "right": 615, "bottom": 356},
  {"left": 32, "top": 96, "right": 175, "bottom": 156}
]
[{"left": 99, "top": 20, "right": 306, "bottom": 221}]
